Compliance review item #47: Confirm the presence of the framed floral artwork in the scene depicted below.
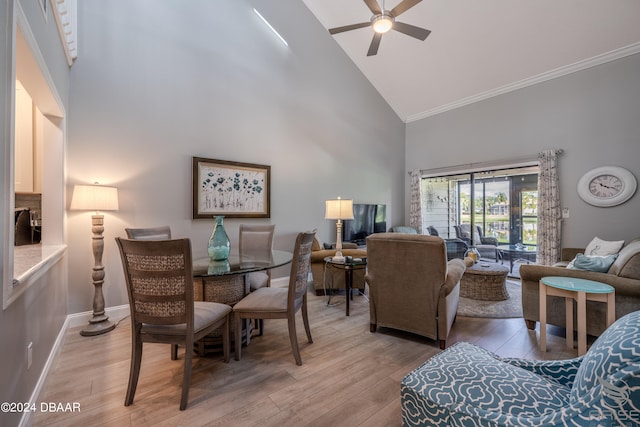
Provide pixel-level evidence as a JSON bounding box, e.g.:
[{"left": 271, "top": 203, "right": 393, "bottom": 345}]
[{"left": 193, "top": 157, "right": 270, "bottom": 218}]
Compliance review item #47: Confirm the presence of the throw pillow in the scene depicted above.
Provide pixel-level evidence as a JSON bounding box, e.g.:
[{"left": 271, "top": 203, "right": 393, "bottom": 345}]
[
  {"left": 473, "top": 229, "right": 482, "bottom": 246},
  {"left": 567, "top": 253, "right": 618, "bottom": 272},
  {"left": 584, "top": 237, "right": 624, "bottom": 256}
]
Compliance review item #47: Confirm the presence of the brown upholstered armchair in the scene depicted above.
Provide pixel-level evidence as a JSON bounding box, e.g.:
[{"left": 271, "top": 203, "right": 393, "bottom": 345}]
[
  {"left": 365, "top": 233, "right": 466, "bottom": 349},
  {"left": 310, "top": 235, "right": 367, "bottom": 295}
]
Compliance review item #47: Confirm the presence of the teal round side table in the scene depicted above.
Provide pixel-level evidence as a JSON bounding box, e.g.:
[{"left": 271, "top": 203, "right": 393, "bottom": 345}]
[{"left": 539, "top": 276, "right": 615, "bottom": 356}]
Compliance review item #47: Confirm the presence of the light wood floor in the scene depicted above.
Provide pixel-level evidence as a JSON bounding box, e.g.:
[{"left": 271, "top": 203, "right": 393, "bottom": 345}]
[{"left": 34, "top": 283, "right": 576, "bottom": 427}]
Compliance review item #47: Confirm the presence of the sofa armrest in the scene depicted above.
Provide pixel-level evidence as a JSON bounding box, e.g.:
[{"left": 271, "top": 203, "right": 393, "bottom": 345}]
[
  {"left": 322, "top": 242, "right": 361, "bottom": 250},
  {"left": 311, "top": 250, "right": 337, "bottom": 262},
  {"left": 311, "top": 248, "right": 367, "bottom": 263},
  {"left": 480, "top": 236, "right": 498, "bottom": 246},
  {"left": 441, "top": 258, "right": 466, "bottom": 296},
  {"left": 459, "top": 237, "right": 472, "bottom": 246},
  {"left": 342, "top": 248, "right": 367, "bottom": 258},
  {"left": 561, "top": 247, "right": 584, "bottom": 262}
]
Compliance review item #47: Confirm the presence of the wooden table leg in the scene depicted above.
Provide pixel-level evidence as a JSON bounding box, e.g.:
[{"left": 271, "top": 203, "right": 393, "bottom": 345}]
[
  {"left": 539, "top": 280, "right": 547, "bottom": 353},
  {"left": 577, "top": 291, "right": 587, "bottom": 356},
  {"left": 244, "top": 274, "right": 252, "bottom": 345},
  {"left": 345, "top": 266, "right": 352, "bottom": 316},
  {"left": 565, "top": 295, "right": 574, "bottom": 350},
  {"left": 606, "top": 292, "right": 616, "bottom": 327}
]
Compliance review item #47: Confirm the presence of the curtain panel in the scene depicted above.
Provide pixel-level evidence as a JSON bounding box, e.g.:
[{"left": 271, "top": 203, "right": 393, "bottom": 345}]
[
  {"left": 409, "top": 170, "right": 422, "bottom": 233},
  {"left": 537, "top": 149, "right": 562, "bottom": 265}
]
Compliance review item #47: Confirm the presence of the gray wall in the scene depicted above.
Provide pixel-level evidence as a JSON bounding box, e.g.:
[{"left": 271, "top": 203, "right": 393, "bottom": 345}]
[
  {"left": 0, "top": 1, "right": 70, "bottom": 426},
  {"left": 66, "top": 0, "right": 406, "bottom": 313},
  {"left": 406, "top": 53, "right": 640, "bottom": 248}
]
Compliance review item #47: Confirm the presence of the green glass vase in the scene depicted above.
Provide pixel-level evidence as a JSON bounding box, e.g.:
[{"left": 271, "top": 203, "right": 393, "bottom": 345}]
[{"left": 208, "top": 216, "right": 230, "bottom": 261}]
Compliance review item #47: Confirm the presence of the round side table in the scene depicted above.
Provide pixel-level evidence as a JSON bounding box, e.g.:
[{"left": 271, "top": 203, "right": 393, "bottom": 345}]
[
  {"left": 539, "top": 276, "right": 615, "bottom": 356},
  {"left": 324, "top": 257, "right": 367, "bottom": 316}
]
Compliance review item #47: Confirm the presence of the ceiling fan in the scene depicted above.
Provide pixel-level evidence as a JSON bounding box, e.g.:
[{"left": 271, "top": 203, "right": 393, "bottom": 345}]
[{"left": 328, "top": 0, "right": 431, "bottom": 56}]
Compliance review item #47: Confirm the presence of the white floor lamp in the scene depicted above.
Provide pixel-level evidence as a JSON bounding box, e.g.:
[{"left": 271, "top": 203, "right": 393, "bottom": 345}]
[
  {"left": 325, "top": 197, "right": 354, "bottom": 262},
  {"left": 70, "top": 183, "right": 119, "bottom": 336}
]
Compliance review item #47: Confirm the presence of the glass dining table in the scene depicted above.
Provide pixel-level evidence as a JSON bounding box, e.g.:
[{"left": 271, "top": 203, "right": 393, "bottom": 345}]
[
  {"left": 191, "top": 249, "right": 293, "bottom": 355},
  {"left": 192, "top": 249, "right": 293, "bottom": 297}
]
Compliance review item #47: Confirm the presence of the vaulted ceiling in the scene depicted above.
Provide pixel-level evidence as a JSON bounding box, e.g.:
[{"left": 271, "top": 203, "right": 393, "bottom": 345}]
[{"left": 302, "top": 0, "right": 640, "bottom": 122}]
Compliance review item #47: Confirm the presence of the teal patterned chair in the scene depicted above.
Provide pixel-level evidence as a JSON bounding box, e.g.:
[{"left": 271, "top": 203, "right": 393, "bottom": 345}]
[{"left": 401, "top": 310, "right": 640, "bottom": 426}]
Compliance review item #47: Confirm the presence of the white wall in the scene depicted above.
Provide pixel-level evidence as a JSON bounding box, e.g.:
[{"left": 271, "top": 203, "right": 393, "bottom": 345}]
[
  {"left": 406, "top": 53, "right": 640, "bottom": 249},
  {"left": 66, "top": 0, "right": 406, "bottom": 313}
]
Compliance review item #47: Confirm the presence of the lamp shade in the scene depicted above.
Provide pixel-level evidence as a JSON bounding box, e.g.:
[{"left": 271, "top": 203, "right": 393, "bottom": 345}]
[
  {"left": 324, "top": 198, "right": 354, "bottom": 220},
  {"left": 70, "top": 184, "right": 119, "bottom": 211}
]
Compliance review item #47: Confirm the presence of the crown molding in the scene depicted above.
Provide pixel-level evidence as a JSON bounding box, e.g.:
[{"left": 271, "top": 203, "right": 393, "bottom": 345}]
[
  {"left": 405, "top": 42, "right": 640, "bottom": 123},
  {"left": 52, "top": 0, "right": 77, "bottom": 66}
]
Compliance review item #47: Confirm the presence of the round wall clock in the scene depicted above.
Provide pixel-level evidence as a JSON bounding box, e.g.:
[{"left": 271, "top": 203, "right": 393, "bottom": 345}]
[{"left": 577, "top": 166, "right": 637, "bottom": 207}]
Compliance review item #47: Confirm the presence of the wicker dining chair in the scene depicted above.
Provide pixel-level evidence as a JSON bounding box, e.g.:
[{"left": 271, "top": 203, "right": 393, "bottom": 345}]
[
  {"left": 115, "top": 237, "right": 232, "bottom": 410},
  {"left": 233, "top": 231, "right": 315, "bottom": 366},
  {"left": 125, "top": 225, "right": 183, "bottom": 359}
]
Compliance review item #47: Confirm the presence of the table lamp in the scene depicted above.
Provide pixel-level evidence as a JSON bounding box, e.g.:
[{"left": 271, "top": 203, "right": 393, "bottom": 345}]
[
  {"left": 70, "top": 183, "right": 119, "bottom": 336},
  {"left": 324, "top": 197, "right": 354, "bottom": 262}
]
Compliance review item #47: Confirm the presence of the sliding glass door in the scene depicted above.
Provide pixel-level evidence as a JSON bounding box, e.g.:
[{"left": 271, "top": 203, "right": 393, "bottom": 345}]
[{"left": 420, "top": 166, "right": 539, "bottom": 246}]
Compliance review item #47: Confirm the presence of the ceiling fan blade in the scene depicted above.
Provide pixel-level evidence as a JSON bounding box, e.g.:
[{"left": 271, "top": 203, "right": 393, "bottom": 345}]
[
  {"left": 390, "top": 0, "right": 422, "bottom": 17},
  {"left": 363, "top": 0, "right": 382, "bottom": 15},
  {"left": 329, "top": 22, "right": 371, "bottom": 35},
  {"left": 367, "top": 32, "right": 383, "bottom": 56},
  {"left": 393, "top": 21, "right": 431, "bottom": 40}
]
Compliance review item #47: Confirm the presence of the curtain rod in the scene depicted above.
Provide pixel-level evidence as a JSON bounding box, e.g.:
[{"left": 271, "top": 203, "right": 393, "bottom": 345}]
[{"left": 415, "top": 150, "right": 564, "bottom": 178}]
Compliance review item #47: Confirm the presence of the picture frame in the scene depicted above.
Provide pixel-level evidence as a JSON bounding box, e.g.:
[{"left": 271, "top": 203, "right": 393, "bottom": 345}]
[{"left": 193, "top": 157, "right": 270, "bottom": 218}]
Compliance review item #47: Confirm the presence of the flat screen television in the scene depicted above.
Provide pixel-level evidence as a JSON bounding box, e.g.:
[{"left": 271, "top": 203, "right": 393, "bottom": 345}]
[{"left": 343, "top": 204, "right": 386, "bottom": 246}]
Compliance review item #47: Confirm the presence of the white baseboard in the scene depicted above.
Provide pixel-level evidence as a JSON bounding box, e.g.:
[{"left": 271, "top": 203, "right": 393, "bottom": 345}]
[{"left": 66, "top": 304, "right": 131, "bottom": 329}]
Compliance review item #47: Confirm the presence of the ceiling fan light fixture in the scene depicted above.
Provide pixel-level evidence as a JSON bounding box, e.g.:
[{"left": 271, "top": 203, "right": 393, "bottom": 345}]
[
  {"left": 372, "top": 14, "right": 393, "bottom": 34},
  {"left": 328, "top": 0, "right": 429, "bottom": 56}
]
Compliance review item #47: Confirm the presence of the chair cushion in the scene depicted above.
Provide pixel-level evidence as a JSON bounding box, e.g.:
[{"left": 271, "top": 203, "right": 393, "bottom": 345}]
[
  {"left": 401, "top": 342, "right": 571, "bottom": 424},
  {"left": 141, "top": 301, "right": 231, "bottom": 336},
  {"left": 248, "top": 271, "right": 270, "bottom": 291},
  {"left": 570, "top": 310, "right": 640, "bottom": 403},
  {"left": 233, "top": 287, "right": 288, "bottom": 313},
  {"left": 472, "top": 230, "right": 482, "bottom": 246}
]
